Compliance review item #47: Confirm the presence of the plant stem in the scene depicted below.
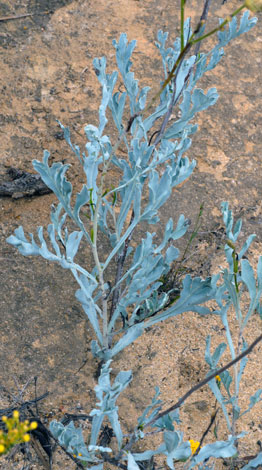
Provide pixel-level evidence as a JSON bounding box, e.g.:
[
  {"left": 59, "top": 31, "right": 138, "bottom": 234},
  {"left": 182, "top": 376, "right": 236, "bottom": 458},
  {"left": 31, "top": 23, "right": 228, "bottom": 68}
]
[
  {"left": 145, "top": 332, "right": 262, "bottom": 428},
  {"left": 153, "top": 0, "right": 212, "bottom": 147},
  {"left": 232, "top": 329, "right": 245, "bottom": 437},
  {"left": 92, "top": 206, "right": 108, "bottom": 348},
  {"left": 140, "top": 2, "right": 246, "bottom": 117},
  {"left": 181, "top": 0, "right": 186, "bottom": 52},
  {"left": 190, "top": 4, "right": 246, "bottom": 45},
  {"left": 221, "top": 305, "right": 238, "bottom": 434},
  {"left": 110, "top": 210, "right": 135, "bottom": 324},
  {"left": 232, "top": 248, "right": 240, "bottom": 294},
  {"left": 172, "top": 203, "right": 204, "bottom": 280},
  {"left": 91, "top": 150, "right": 117, "bottom": 350},
  {"left": 143, "top": 39, "right": 193, "bottom": 113}
]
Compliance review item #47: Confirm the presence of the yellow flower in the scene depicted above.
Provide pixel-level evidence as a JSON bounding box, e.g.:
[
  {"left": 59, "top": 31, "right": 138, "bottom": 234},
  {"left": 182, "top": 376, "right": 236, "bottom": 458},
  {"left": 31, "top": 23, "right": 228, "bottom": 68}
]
[
  {"left": 30, "top": 422, "right": 38, "bottom": 430},
  {"left": 245, "top": 0, "right": 262, "bottom": 11},
  {"left": 13, "top": 411, "right": 19, "bottom": 420},
  {"left": 0, "top": 412, "right": 37, "bottom": 455},
  {"left": 215, "top": 375, "right": 221, "bottom": 382},
  {"left": 189, "top": 439, "right": 200, "bottom": 455}
]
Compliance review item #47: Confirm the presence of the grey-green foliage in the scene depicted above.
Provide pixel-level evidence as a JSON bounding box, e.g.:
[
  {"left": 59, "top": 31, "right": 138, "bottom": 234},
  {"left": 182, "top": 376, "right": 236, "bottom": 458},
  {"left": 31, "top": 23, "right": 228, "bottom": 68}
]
[
  {"left": 49, "top": 419, "right": 109, "bottom": 467},
  {"left": 89, "top": 361, "right": 132, "bottom": 448},
  {"left": 6, "top": 9, "right": 261, "bottom": 470},
  {"left": 204, "top": 202, "right": 262, "bottom": 444},
  {"left": 50, "top": 202, "right": 262, "bottom": 469},
  {"left": 7, "top": 12, "right": 256, "bottom": 362}
]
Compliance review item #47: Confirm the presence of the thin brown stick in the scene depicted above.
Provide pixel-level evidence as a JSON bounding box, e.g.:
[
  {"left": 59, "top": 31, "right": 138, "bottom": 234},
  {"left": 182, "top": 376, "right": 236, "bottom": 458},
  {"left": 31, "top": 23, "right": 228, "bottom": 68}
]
[
  {"left": 145, "top": 332, "right": 262, "bottom": 428},
  {"left": 0, "top": 12, "right": 51, "bottom": 22},
  {"left": 195, "top": 408, "right": 218, "bottom": 456},
  {"left": 0, "top": 392, "right": 49, "bottom": 419}
]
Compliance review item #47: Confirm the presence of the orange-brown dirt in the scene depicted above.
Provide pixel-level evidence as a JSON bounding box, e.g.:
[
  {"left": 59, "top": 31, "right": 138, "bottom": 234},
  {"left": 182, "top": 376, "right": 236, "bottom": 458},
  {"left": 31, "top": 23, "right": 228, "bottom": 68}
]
[{"left": 0, "top": 1, "right": 262, "bottom": 469}]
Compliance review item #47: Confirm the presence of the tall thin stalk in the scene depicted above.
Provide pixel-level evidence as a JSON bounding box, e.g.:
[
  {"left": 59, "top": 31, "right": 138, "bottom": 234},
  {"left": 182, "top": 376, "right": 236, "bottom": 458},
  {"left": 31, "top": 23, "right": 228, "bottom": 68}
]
[
  {"left": 180, "top": 0, "right": 186, "bottom": 52},
  {"left": 140, "top": 2, "right": 247, "bottom": 117}
]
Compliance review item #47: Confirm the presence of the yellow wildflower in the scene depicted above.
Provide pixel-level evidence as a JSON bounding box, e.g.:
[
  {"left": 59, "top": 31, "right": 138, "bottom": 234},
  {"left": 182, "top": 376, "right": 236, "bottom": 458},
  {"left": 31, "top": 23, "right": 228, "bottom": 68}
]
[
  {"left": 245, "top": 0, "right": 262, "bottom": 11},
  {"left": 0, "top": 412, "right": 37, "bottom": 456},
  {"left": 30, "top": 422, "right": 38, "bottom": 430},
  {"left": 189, "top": 439, "right": 200, "bottom": 455},
  {"left": 215, "top": 375, "right": 221, "bottom": 382},
  {"left": 13, "top": 411, "right": 19, "bottom": 420},
  {"left": 0, "top": 444, "right": 5, "bottom": 454}
]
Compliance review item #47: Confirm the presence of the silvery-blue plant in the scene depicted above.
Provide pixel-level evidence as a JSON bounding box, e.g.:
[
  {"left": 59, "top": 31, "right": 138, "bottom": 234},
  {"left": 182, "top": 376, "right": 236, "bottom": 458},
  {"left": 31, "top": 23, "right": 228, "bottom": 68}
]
[
  {"left": 203, "top": 203, "right": 262, "bottom": 468},
  {"left": 7, "top": 8, "right": 257, "bottom": 362},
  {"left": 6, "top": 1, "right": 262, "bottom": 468}
]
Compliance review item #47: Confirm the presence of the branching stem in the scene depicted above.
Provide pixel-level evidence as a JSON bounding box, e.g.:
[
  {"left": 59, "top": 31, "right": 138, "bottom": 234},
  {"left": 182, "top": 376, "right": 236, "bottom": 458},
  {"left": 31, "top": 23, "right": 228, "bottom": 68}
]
[
  {"left": 92, "top": 143, "right": 121, "bottom": 348},
  {"left": 145, "top": 332, "right": 262, "bottom": 428},
  {"left": 190, "top": 4, "right": 246, "bottom": 46},
  {"left": 140, "top": 2, "right": 246, "bottom": 119}
]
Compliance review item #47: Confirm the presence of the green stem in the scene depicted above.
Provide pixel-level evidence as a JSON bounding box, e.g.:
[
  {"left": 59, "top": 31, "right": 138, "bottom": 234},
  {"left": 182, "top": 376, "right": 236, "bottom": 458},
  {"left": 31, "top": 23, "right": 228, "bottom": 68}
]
[
  {"left": 180, "top": 0, "right": 186, "bottom": 52},
  {"left": 190, "top": 4, "right": 246, "bottom": 46},
  {"left": 143, "top": 3, "right": 246, "bottom": 114},
  {"left": 172, "top": 203, "right": 204, "bottom": 280},
  {"left": 226, "top": 239, "right": 240, "bottom": 295},
  {"left": 232, "top": 249, "right": 239, "bottom": 294}
]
